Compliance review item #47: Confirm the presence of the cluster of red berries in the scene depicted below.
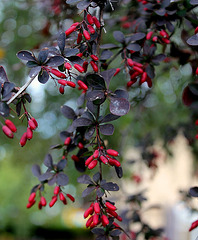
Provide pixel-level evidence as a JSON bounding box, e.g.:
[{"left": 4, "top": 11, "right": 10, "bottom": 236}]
[
  {"left": 84, "top": 200, "right": 122, "bottom": 229},
  {"left": 126, "top": 59, "right": 152, "bottom": 88},
  {"left": 1, "top": 119, "right": 17, "bottom": 139},
  {"left": 20, "top": 117, "right": 38, "bottom": 147},
  {"left": 146, "top": 29, "right": 170, "bottom": 45},
  {"left": 85, "top": 147, "right": 120, "bottom": 170},
  {"left": 26, "top": 186, "right": 75, "bottom": 209}
]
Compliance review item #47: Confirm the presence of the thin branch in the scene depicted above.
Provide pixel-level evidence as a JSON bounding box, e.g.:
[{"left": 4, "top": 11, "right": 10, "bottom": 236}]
[{"left": 7, "top": 75, "right": 37, "bottom": 105}]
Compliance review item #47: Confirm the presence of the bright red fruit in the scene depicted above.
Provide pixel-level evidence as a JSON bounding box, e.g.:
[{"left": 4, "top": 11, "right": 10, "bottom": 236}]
[
  {"left": 92, "top": 16, "right": 100, "bottom": 28},
  {"left": 28, "top": 192, "right": 36, "bottom": 203},
  {"left": 50, "top": 69, "right": 66, "bottom": 78},
  {"left": 20, "top": 132, "right": 27, "bottom": 147},
  {"left": 2, "top": 125, "right": 14, "bottom": 138},
  {"left": 74, "top": 64, "right": 84, "bottom": 73},
  {"left": 26, "top": 127, "right": 33, "bottom": 140},
  {"left": 65, "top": 25, "right": 76, "bottom": 36},
  {"left": 87, "top": 14, "right": 94, "bottom": 25},
  {"left": 77, "top": 80, "right": 88, "bottom": 90},
  {"left": 66, "top": 81, "right": 76, "bottom": 88},
  {"left": 83, "top": 30, "right": 91, "bottom": 40},
  {"left": 66, "top": 194, "right": 75, "bottom": 202},
  {"left": 106, "top": 149, "right": 119, "bottom": 156},
  {"left": 54, "top": 186, "right": 60, "bottom": 195},
  {"left": 5, "top": 119, "right": 17, "bottom": 132},
  {"left": 49, "top": 196, "right": 57, "bottom": 207}
]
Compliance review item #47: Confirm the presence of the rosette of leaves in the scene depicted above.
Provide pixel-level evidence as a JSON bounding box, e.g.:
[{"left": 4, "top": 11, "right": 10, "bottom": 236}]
[
  {"left": 17, "top": 48, "right": 64, "bottom": 83},
  {"left": 78, "top": 172, "right": 119, "bottom": 198},
  {"left": 31, "top": 154, "right": 68, "bottom": 187}
]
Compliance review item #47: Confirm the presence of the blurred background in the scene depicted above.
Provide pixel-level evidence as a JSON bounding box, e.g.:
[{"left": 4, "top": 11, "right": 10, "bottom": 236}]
[{"left": 0, "top": 0, "right": 198, "bottom": 239}]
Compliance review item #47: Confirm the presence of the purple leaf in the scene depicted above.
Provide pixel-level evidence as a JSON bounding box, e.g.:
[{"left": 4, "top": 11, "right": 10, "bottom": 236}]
[
  {"left": 72, "top": 117, "right": 93, "bottom": 127},
  {"left": 100, "top": 114, "right": 120, "bottom": 123},
  {"left": 32, "top": 164, "right": 41, "bottom": 178},
  {"left": 82, "top": 186, "right": 95, "bottom": 197},
  {"left": 115, "top": 166, "right": 123, "bottom": 178},
  {"left": 57, "top": 159, "right": 67, "bottom": 171},
  {"left": 113, "top": 31, "right": 125, "bottom": 43},
  {"left": 187, "top": 34, "right": 198, "bottom": 46},
  {"left": 77, "top": 174, "right": 93, "bottom": 184},
  {"left": 127, "top": 32, "right": 145, "bottom": 42},
  {"left": 38, "top": 49, "right": 49, "bottom": 64},
  {"left": 61, "top": 105, "right": 76, "bottom": 120},
  {"left": 114, "top": 89, "right": 129, "bottom": 100},
  {"left": 64, "top": 48, "right": 79, "bottom": 57},
  {"left": 39, "top": 172, "right": 54, "bottom": 181},
  {"left": 93, "top": 172, "right": 100, "bottom": 183},
  {"left": 86, "top": 73, "right": 106, "bottom": 90},
  {"left": 29, "top": 66, "right": 41, "bottom": 78},
  {"left": 126, "top": 43, "right": 141, "bottom": 51},
  {"left": 57, "top": 32, "right": 66, "bottom": 53},
  {"left": 85, "top": 126, "right": 95, "bottom": 140},
  {"left": 110, "top": 97, "right": 130, "bottom": 116},
  {"left": 101, "top": 182, "right": 119, "bottom": 191},
  {"left": 45, "top": 56, "right": 64, "bottom": 67},
  {"left": 100, "top": 43, "right": 118, "bottom": 49},
  {"left": 60, "top": 131, "right": 71, "bottom": 142},
  {"left": 190, "top": 0, "right": 198, "bottom": 4},
  {"left": 0, "top": 66, "right": 9, "bottom": 83},
  {"left": 77, "top": 0, "right": 91, "bottom": 10},
  {"left": 38, "top": 70, "right": 49, "bottom": 84},
  {"left": 100, "top": 124, "right": 114, "bottom": 135},
  {"left": 101, "top": 69, "right": 117, "bottom": 89},
  {"left": 100, "top": 50, "right": 113, "bottom": 60},
  {"left": 44, "top": 154, "right": 53, "bottom": 168},
  {"left": 56, "top": 172, "right": 69, "bottom": 186},
  {"left": 17, "top": 50, "right": 36, "bottom": 61}
]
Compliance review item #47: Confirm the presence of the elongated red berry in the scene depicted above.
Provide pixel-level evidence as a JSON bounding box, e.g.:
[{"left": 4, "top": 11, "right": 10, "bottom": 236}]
[
  {"left": 146, "top": 31, "right": 153, "bottom": 40},
  {"left": 152, "top": 36, "right": 158, "bottom": 42},
  {"left": 127, "top": 58, "right": 133, "bottom": 67},
  {"left": 77, "top": 53, "right": 83, "bottom": 57},
  {"left": 127, "top": 80, "right": 136, "bottom": 87},
  {"left": 66, "top": 193, "right": 75, "bottom": 202},
  {"left": 26, "top": 127, "right": 33, "bottom": 140},
  {"left": 116, "top": 215, "right": 122, "bottom": 222},
  {"left": 93, "top": 150, "right": 99, "bottom": 158},
  {"left": 86, "top": 216, "right": 93, "bottom": 228},
  {"left": 85, "top": 155, "right": 94, "bottom": 166},
  {"left": 105, "top": 201, "right": 116, "bottom": 211},
  {"left": 195, "top": 27, "right": 198, "bottom": 35},
  {"left": 71, "top": 155, "right": 80, "bottom": 162},
  {"left": 106, "top": 208, "right": 118, "bottom": 218},
  {"left": 59, "top": 192, "right": 66, "bottom": 201},
  {"left": 87, "top": 14, "right": 94, "bottom": 25},
  {"left": 58, "top": 79, "right": 67, "bottom": 86},
  {"left": 90, "top": 61, "right": 98, "bottom": 72},
  {"left": 83, "top": 61, "right": 88, "bottom": 73},
  {"left": 28, "top": 192, "right": 36, "bottom": 203},
  {"left": 74, "top": 64, "right": 84, "bottom": 73},
  {"left": 66, "top": 81, "right": 76, "bottom": 88},
  {"left": 84, "top": 206, "right": 94, "bottom": 218},
  {"left": 92, "top": 16, "right": 100, "bottom": 28},
  {"left": 65, "top": 25, "right": 76, "bottom": 36},
  {"left": 78, "top": 142, "right": 84, "bottom": 149},
  {"left": 20, "top": 132, "right": 27, "bottom": 147},
  {"left": 28, "top": 119, "right": 37, "bottom": 130},
  {"left": 83, "top": 30, "right": 91, "bottom": 40},
  {"left": 140, "top": 72, "right": 147, "bottom": 85},
  {"left": 106, "top": 149, "right": 119, "bottom": 157},
  {"left": 100, "top": 155, "right": 108, "bottom": 165},
  {"left": 2, "top": 125, "right": 14, "bottom": 138},
  {"left": 133, "top": 61, "right": 143, "bottom": 68},
  {"left": 161, "top": 38, "right": 170, "bottom": 44},
  {"left": 108, "top": 158, "right": 121, "bottom": 167},
  {"left": 159, "top": 29, "right": 169, "bottom": 38},
  {"left": 90, "top": 55, "right": 99, "bottom": 61},
  {"left": 88, "top": 159, "right": 98, "bottom": 169},
  {"left": 27, "top": 199, "right": 36, "bottom": 208},
  {"left": 65, "top": 62, "right": 72, "bottom": 70},
  {"left": 93, "top": 214, "right": 99, "bottom": 225},
  {"left": 59, "top": 86, "right": 65, "bottom": 94},
  {"left": 5, "top": 119, "right": 17, "bottom": 132},
  {"left": 133, "top": 66, "right": 143, "bottom": 74},
  {"left": 131, "top": 71, "right": 140, "bottom": 79},
  {"left": 40, "top": 196, "right": 47, "bottom": 206},
  {"left": 101, "top": 214, "right": 109, "bottom": 227},
  {"left": 54, "top": 186, "right": 60, "bottom": 195},
  {"left": 146, "top": 77, "right": 152, "bottom": 88},
  {"left": 189, "top": 220, "right": 198, "bottom": 231},
  {"left": 50, "top": 69, "right": 66, "bottom": 78},
  {"left": 49, "top": 196, "right": 57, "bottom": 207},
  {"left": 87, "top": 24, "right": 95, "bottom": 34},
  {"left": 31, "top": 117, "right": 38, "bottom": 128},
  {"left": 113, "top": 222, "right": 121, "bottom": 228},
  {"left": 77, "top": 80, "right": 88, "bottom": 90},
  {"left": 38, "top": 201, "right": 42, "bottom": 210},
  {"left": 94, "top": 202, "right": 100, "bottom": 214},
  {"left": 64, "top": 137, "right": 71, "bottom": 145},
  {"left": 114, "top": 68, "right": 120, "bottom": 76}
]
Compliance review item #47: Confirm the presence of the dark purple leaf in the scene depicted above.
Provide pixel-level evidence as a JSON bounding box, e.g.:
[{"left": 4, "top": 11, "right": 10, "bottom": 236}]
[
  {"left": 85, "top": 126, "right": 95, "bottom": 140},
  {"left": 100, "top": 43, "right": 118, "bottom": 49},
  {"left": 101, "top": 182, "right": 119, "bottom": 191},
  {"left": 56, "top": 172, "right": 69, "bottom": 186},
  {"left": 115, "top": 166, "right": 123, "bottom": 178},
  {"left": 61, "top": 105, "right": 76, "bottom": 120},
  {"left": 110, "top": 97, "right": 130, "bottom": 116},
  {"left": 113, "top": 31, "right": 125, "bottom": 43},
  {"left": 74, "top": 158, "right": 86, "bottom": 172},
  {"left": 38, "top": 70, "right": 49, "bottom": 84},
  {"left": 77, "top": 174, "right": 93, "bottom": 184},
  {"left": 152, "top": 54, "right": 166, "bottom": 64},
  {"left": 96, "top": 188, "right": 105, "bottom": 197},
  {"left": 100, "top": 50, "right": 113, "bottom": 60},
  {"left": 166, "top": 21, "right": 174, "bottom": 32},
  {"left": 26, "top": 61, "right": 39, "bottom": 68},
  {"left": 100, "top": 114, "right": 120, "bottom": 123},
  {"left": 127, "top": 33, "right": 145, "bottom": 42},
  {"left": 114, "top": 89, "right": 129, "bottom": 100},
  {"left": 162, "top": 0, "right": 170, "bottom": 7},
  {"left": 86, "top": 74, "right": 106, "bottom": 90},
  {"left": 57, "top": 32, "right": 66, "bottom": 53},
  {"left": 38, "top": 49, "right": 49, "bottom": 64},
  {"left": 57, "top": 159, "right": 67, "bottom": 171},
  {"left": 187, "top": 35, "right": 198, "bottom": 46},
  {"left": 86, "top": 101, "right": 98, "bottom": 117},
  {"left": 82, "top": 186, "right": 95, "bottom": 197},
  {"left": 110, "top": 230, "right": 122, "bottom": 237},
  {"left": 86, "top": 90, "right": 105, "bottom": 102},
  {"left": 17, "top": 50, "right": 36, "bottom": 61},
  {"left": 48, "top": 175, "right": 57, "bottom": 186},
  {"left": 81, "top": 111, "right": 94, "bottom": 121},
  {"left": 146, "top": 64, "right": 155, "bottom": 79},
  {"left": 189, "top": 187, "right": 198, "bottom": 197},
  {"left": 0, "top": 66, "right": 9, "bottom": 83},
  {"left": 45, "top": 56, "right": 64, "bottom": 67},
  {"left": 44, "top": 154, "right": 53, "bottom": 168},
  {"left": 93, "top": 172, "right": 100, "bottom": 183},
  {"left": 64, "top": 48, "right": 79, "bottom": 57},
  {"left": 126, "top": 43, "right": 141, "bottom": 51},
  {"left": 155, "top": 9, "right": 166, "bottom": 16},
  {"left": 190, "top": 0, "right": 198, "bottom": 4},
  {"left": 101, "top": 69, "right": 117, "bottom": 89},
  {"left": 77, "top": 92, "right": 85, "bottom": 106},
  {"left": 91, "top": 228, "right": 105, "bottom": 235},
  {"left": 77, "top": 0, "right": 91, "bottom": 10},
  {"left": 2, "top": 82, "right": 15, "bottom": 100},
  {"left": 60, "top": 131, "right": 71, "bottom": 142},
  {"left": 100, "top": 124, "right": 114, "bottom": 135},
  {"left": 72, "top": 117, "right": 93, "bottom": 128},
  {"left": 39, "top": 172, "right": 54, "bottom": 181},
  {"left": 16, "top": 101, "right": 22, "bottom": 116},
  {"left": 67, "top": 56, "right": 84, "bottom": 64},
  {"left": 50, "top": 144, "right": 63, "bottom": 150},
  {"left": 29, "top": 66, "right": 41, "bottom": 78},
  {"left": 32, "top": 164, "right": 41, "bottom": 178}
]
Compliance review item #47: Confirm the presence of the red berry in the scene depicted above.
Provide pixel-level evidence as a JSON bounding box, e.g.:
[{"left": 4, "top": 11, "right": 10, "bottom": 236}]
[
  {"left": 66, "top": 81, "right": 76, "bottom": 88},
  {"left": 64, "top": 62, "right": 72, "bottom": 70},
  {"left": 66, "top": 193, "right": 75, "bottom": 202},
  {"left": 84, "top": 206, "right": 94, "bottom": 218},
  {"left": 92, "top": 16, "right": 101, "bottom": 28},
  {"left": 87, "top": 14, "right": 94, "bottom": 25},
  {"left": 93, "top": 214, "right": 99, "bottom": 225},
  {"left": 131, "top": 72, "right": 140, "bottom": 79},
  {"left": 64, "top": 137, "right": 71, "bottom": 145},
  {"left": 20, "top": 132, "right": 27, "bottom": 147},
  {"left": 77, "top": 53, "right": 83, "bottom": 57},
  {"left": 31, "top": 117, "right": 38, "bottom": 127},
  {"left": 86, "top": 216, "right": 93, "bottom": 228},
  {"left": 59, "top": 192, "right": 66, "bottom": 202},
  {"left": 90, "top": 55, "right": 99, "bottom": 61},
  {"left": 83, "top": 30, "right": 91, "bottom": 40},
  {"left": 77, "top": 33, "right": 82, "bottom": 44},
  {"left": 38, "top": 201, "right": 42, "bottom": 210},
  {"left": 94, "top": 202, "right": 100, "bottom": 214},
  {"left": 5, "top": 119, "right": 17, "bottom": 132},
  {"left": 195, "top": 27, "right": 198, "bottom": 35},
  {"left": 40, "top": 196, "right": 47, "bottom": 206},
  {"left": 114, "top": 68, "right": 120, "bottom": 76},
  {"left": 59, "top": 85, "right": 65, "bottom": 94},
  {"left": 83, "top": 61, "right": 88, "bottom": 73},
  {"left": 2, "top": 125, "right": 14, "bottom": 138},
  {"left": 26, "top": 127, "right": 33, "bottom": 140},
  {"left": 133, "top": 62, "right": 143, "bottom": 68},
  {"left": 127, "top": 80, "right": 136, "bottom": 87},
  {"left": 27, "top": 199, "right": 36, "bottom": 208},
  {"left": 152, "top": 36, "right": 158, "bottom": 42},
  {"left": 90, "top": 61, "right": 98, "bottom": 72},
  {"left": 189, "top": 220, "right": 198, "bottom": 231},
  {"left": 28, "top": 192, "right": 36, "bottom": 203},
  {"left": 127, "top": 58, "right": 134, "bottom": 67},
  {"left": 74, "top": 64, "right": 84, "bottom": 73},
  {"left": 116, "top": 215, "right": 122, "bottom": 221},
  {"left": 87, "top": 25, "right": 95, "bottom": 34},
  {"left": 77, "top": 80, "right": 88, "bottom": 90},
  {"left": 101, "top": 215, "right": 109, "bottom": 227},
  {"left": 71, "top": 155, "right": 80, "bottom": 162},
  {"left": 108, "top": 158, "right": 121, "bottom": 167},
  {"left": 106, "top": 149, "right": 119, "bottom": 157},
  {"left": 146, "top": 77, "right": 152, "bottom": 88},
  {"left": 106, "top": 208, "right": 118, "bottom": 218},
  {"left": 161, "top": 38, "right": 170, "bottom": 44},
  {"left": 100, "top": 155, "right": 108, "bottom": 165},
  {"left": 159, "top": 29, "right": 169, "bottom": 38},
  {"left": 65, "top": 25, "right": 76, "bottom": 36},
  {"left": 78, "top": 142, "right": 84, "bottom": 149},
  {"left": 140, "top": 72, "right": 147, "bottom": 85},
  {"left": 133, "top": 66, "right": 144, "bottom": 74},
  {"left": 85, "top": 155, "right": 94, "bottom": 166},
  {"left": 105, "top": 201, "right": 117, "bottom": 211},
  {"left": 88, "top": 159, "right": 98, "bottom": 169},
  {"left": 28, "top": 119, "right": 37, "bottom": 130},
  {"left": 146, "top": 31, "right": 153, "bottom": 40},
  {"left": 50, "top": 69, "right": 66, "bottom": 78},
  {"left": 49, "top": 196, "right": 57, "bottom": 207},
  {"left": 93, "top": 150, "right": 99, "bottom": 158},
  {"left": 58, "top": 79, "right": 67, "bottom": 86},
  {"left": 54, "top": 186, "right": 60, "bottom": 195},
  {"left": 195, "top": 119, "right": 198, "bottom": 125}
]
